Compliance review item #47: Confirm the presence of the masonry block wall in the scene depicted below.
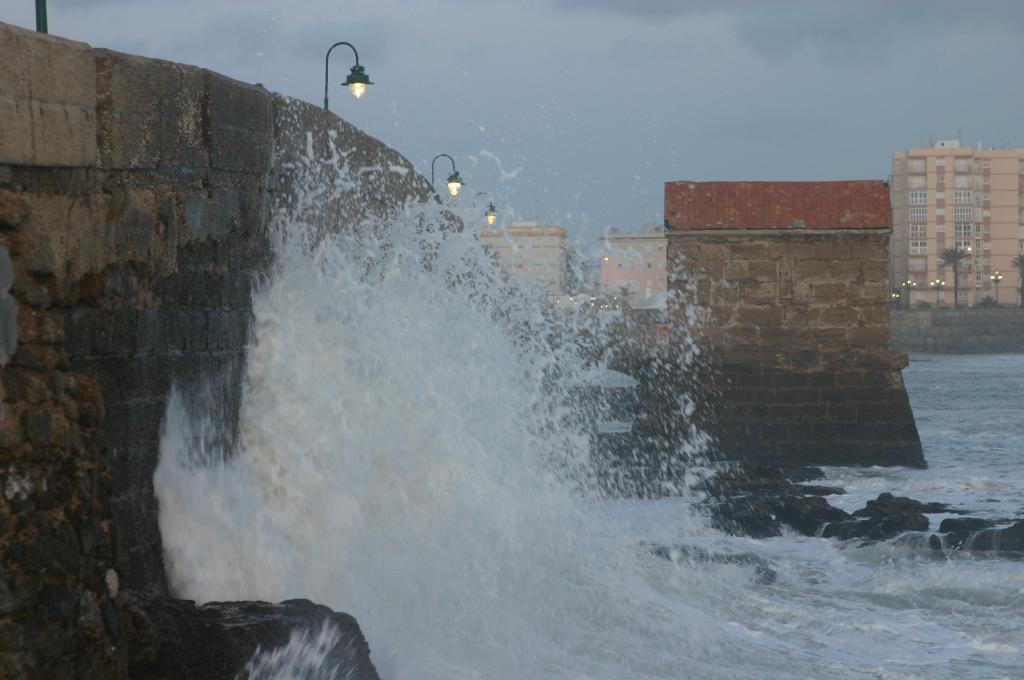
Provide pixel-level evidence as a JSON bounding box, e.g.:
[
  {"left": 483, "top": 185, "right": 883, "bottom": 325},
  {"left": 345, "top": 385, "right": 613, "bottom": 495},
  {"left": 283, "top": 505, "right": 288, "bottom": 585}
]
[
  {"left": 0, "top": 22, "right": 432, "bottom": 678},
  {"left": 665, "top": 181, "right": 924, "bottom": 468},
  {"left": 891, "top": 308, "right": 1024, "bottom": 354}
]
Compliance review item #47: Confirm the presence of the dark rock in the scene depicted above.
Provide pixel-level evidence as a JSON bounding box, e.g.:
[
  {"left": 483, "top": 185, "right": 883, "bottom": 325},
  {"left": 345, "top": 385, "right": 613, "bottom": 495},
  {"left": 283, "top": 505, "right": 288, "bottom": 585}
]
[
  {"left": 778, "top": 465, "right": 826, "bottom": 483},
  {"left": 957, "top": 521, "right": 1024, "bottom": 554},
  {"left": 123, "top": 596, "right": 380, "bottom": 680},
  {"left": 774, "top": 495, "right": 852, "bottom": 536},
  {"left": 709, "top": 495, "right": 785, "bottom": 538},
  {"left": 710, "top": 494, "right": 852, "bottom": 538},
  {"left": 852, "top": 492, "right": 952, "bottom": 518},
  {"left": 648, "top": 545, "right": 777, "bottom": 585},
  {"left": 791, "top": 484, "right": 846, "bottom": 496},
  {"left": 938, "top": 517, "right": 996, "bottom": 533},
  {"left": 822, "top": 512, "right": 929, "bottom": 541}
]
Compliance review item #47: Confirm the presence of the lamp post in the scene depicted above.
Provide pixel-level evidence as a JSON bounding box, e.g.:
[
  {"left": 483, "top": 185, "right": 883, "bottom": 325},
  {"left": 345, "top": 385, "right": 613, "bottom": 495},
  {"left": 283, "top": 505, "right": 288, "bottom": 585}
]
[
  {"left": 324, "top": 41, "right": 372, "bottom": 110},
  {"left": 474, "top": 192, "right": 497, "bottom": 225},
  {"left": 431, "top": 154, "right": 464, "bottom": 197},
  {"left": 930, "top": 278, "right": 945, "bottom": 307},
  {"left": 35, "top": 0, "right": 47, "bottom": 33},
  {"left": 900, "top": 278, "right": 917, "bottom": 309},
  {"left": 890, "top": 290, "right": 902, "bottom": 307},
  {"left": 990, "top": 270, "right": 1004, "bottom": 305}
]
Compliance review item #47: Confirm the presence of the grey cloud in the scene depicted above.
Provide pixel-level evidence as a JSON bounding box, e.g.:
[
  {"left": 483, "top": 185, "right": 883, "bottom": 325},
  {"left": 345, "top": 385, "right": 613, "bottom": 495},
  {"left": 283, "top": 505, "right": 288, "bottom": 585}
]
[{"left": 553, "top": 0, "right": 1024, "bottom": 59}]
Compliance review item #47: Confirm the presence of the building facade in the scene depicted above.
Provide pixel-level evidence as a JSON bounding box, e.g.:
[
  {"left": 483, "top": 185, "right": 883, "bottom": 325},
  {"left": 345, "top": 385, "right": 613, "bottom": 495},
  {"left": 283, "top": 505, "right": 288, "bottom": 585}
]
[
  {"left": 599, "top": 224, "right": 667, "bottom": 301},
  {"left": 891, "top": 141, "right": 1024, "bottom": 307},
  {"left": 478, "top": 220, "right": 569, "bottom": 294},
  {"left": 664, "top": 180, "right": 922, "bottom": 467}
]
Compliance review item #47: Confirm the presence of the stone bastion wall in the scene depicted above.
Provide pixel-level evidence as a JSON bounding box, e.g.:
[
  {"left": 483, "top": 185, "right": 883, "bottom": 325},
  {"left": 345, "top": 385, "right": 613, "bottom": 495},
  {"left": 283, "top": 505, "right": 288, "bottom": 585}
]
[
  {"left": 891, "top": 308, "right": 1024, "bottom": 354},
  {"left": 668, "top": 230, "right": 924, "bottom": 468},
  {"left": 0, "top": 21, "right": 432, "bottom": 677}
]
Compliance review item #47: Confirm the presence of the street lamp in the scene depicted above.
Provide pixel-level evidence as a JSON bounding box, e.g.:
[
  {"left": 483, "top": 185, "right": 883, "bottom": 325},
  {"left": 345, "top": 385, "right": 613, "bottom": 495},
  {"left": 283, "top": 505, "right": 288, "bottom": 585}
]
[
  {"left": 930, "top": 278, "right": 945, "bottom": 307},
  {"left": 431, "top": 154, "right": 464, "bottom": 197},
  {"left": 900, "top": 278, "right": 917, "bottom": 308},
  {"left": 324, "top": 41, "right": 372, "bottom": 110},
  {"left": 990, "top": 270, "right": 1004, "bottom": 304},
  {"left": 474, "top": 192, "right": 497, "bottom": 225},
  {"left": 890, "top": 290, "right": 902, "bottom": 305}
]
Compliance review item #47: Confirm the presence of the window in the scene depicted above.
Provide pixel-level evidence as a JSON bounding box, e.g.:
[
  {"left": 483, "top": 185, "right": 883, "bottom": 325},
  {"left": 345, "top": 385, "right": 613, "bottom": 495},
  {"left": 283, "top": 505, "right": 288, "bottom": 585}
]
[
  {"left": 955, "top": 158, "right": 971, "bottom": 172},
  {"left": 975, "top": 193, "right": 982, "bottom": 206},
  {"left": 909, "top": 207, "right": 927, "bottom": 221},
  {"left": 909, "top": 225, "right": 928, "bottom": 254},
  {"left": 909, "top": 258, "right": 927, "bottom": 272},
  {"left": 909, "top": 159, "right": 926, "bottom": 173},
  {"left": 975, "top": 273, "right": 983, "bottom": 287},
  {"left": 958, "top": 290, "right": 969, "bottom": 301},
  {"left": 909, "top": 176, "right": 926, "bottom": 189},
  {"left": 955, "top": 175, "right": 968, "bottom": 189},
  {"left": 954, "top": 206, "right": 973, "bottom": 221},
  {"left": 954, "top": 223, "right": 972, "bottom": 250},
  {"left": 908, "top": 191, "right": 928, "bottom": 205},
  {"left": 954, "top": 190, "right": 971, "bottom": 203}
]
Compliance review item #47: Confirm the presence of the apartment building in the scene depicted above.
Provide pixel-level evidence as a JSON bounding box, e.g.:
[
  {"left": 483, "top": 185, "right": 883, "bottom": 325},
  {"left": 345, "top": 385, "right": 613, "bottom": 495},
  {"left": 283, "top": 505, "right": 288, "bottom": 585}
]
[
  {"left": 891, "top": 141, "right": 1024, "bottom": 307},
  {"left": 599, "top": 224, "right": 668, "bottom": 302},
  {"left": 478, "top": 220, "right": 569, "bottom": 294}
]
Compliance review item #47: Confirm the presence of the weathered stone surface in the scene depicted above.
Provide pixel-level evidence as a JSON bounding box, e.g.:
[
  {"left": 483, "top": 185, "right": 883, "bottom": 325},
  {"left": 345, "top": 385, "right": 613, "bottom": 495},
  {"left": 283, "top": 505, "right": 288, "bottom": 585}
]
[
  {"left": 0, "top": 23, "right": 97, "bottom": 167},
  {"left": 669, "top": 229, "right": 923, "bottom": 467},
  {"left": 123, "top": 597, "right": 380, "bottom": 680},
  {"left": 95, "top": 49, "right": 206, "bottom": 170}
]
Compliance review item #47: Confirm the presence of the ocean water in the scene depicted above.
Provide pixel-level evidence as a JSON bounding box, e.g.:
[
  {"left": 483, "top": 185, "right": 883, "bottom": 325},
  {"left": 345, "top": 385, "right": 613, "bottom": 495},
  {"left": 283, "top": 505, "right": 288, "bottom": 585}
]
[{"left": 152, "top": 145, "right": 1023, "bottom": 678}]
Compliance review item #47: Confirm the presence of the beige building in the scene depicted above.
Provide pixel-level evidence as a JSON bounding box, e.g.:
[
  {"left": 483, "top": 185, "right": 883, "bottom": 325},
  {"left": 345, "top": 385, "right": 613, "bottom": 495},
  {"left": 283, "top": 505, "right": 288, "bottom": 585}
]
[
  {"left": 478, "top": 220, "right": 569, "bottom": 294},
  {"left": 891, "top": 141, "right": 1024, "bottom": 307},
  {"left": 599, "top": 224, "right": 668, "bottom": 302}
]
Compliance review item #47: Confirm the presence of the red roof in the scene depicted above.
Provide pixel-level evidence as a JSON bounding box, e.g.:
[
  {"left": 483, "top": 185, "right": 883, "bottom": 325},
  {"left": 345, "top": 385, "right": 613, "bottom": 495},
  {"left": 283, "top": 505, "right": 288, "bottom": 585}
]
[{"left": 665, "top": 180, "right": 891, "bottom": 231}]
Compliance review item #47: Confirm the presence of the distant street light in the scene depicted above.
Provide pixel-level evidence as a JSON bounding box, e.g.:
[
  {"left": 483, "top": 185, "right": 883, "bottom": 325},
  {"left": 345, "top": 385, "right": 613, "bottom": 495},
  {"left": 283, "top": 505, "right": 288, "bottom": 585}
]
[
  {"left": 990, "top": 270, "right": 1004, "bottom": 304},
  {"left": 475, "top": 192, "right": 497, "bottom": 225},
  {"left": 929, "top": 278, "right": 946, "bottom": 307},
  {"left": 890, "top": 290, "right": 901, "bottom": 305},
  {"left": 431, "top": 154, "right": 464, "bottom": 196},
  {"left": 324, "top": 41, "right": 372, "bottom": 110},
  {"left": 35, "top": 0, "right": 47, "bottom": 33},
  {"left": 900, "top": 278, "right": 917, "bottom": 308}
]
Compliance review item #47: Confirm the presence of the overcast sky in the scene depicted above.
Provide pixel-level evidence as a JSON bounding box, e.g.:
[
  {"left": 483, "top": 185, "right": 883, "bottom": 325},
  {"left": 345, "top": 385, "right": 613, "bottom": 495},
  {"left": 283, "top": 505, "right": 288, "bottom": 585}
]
[{"left": 4, "top": 0, "right": 1024, "bottom": 251}]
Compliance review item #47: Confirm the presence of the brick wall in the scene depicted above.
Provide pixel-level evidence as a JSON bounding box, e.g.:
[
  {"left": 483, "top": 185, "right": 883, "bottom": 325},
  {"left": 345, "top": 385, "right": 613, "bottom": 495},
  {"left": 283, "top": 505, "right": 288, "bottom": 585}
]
[
  {"left": 0, "top": 22, "right": 432, "bottom": 677},
  {"left": 891, "top": 308, "right": 1024, "bottom": 354},
  {"left": 666, "top": 182, "right": 922, "bottom": 468}
]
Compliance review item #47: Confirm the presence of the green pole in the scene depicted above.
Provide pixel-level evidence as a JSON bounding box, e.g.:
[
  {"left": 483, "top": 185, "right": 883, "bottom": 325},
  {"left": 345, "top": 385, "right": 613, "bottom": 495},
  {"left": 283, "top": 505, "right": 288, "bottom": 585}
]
[{"left": 35, "top": 0, "right": 48, "bottom": 33}]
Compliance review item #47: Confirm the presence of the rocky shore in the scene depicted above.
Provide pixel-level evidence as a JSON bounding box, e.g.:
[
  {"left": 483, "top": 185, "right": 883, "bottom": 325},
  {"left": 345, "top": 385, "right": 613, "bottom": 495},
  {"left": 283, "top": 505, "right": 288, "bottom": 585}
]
[
  {"left": 703, "top": 463, "right": 1024, "bottom": 553},
  {"left": 122, "top": 597, "right": 380, "bottom": 679}
]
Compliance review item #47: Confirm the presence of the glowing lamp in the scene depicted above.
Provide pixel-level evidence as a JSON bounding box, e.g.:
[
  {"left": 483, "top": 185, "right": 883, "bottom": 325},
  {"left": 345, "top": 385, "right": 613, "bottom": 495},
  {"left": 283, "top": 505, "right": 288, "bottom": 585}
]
[
  {"left": 344, "top": 64, "right": 372, "bottom": 99},
  {"left": 485, "top": 202, "right": 497, "bottom": 225},
  {"left": 446, "top": 171, "right": 464, "bottom": 196}
]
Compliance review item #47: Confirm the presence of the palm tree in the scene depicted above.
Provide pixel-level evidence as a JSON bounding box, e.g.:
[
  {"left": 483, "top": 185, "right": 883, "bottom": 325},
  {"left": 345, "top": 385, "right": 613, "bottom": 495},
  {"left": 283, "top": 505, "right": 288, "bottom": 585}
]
[
  {"left": 1013, "top": 254, "right": 1024, "bottom": 308},
  {"left": 939, "top": 247, "right": 970, "bottom": 309}
]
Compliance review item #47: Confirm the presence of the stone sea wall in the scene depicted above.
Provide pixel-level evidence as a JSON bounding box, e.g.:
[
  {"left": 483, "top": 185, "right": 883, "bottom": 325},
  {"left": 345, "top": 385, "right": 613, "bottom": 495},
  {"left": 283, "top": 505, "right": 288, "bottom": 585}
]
[
  {"left": 669, "top": 229, "right": 924, "bottom": 467},
  {"left": 891, "top": 308, "right": 1024, "bottom": 354},
  {"left": 0, "top": 21, "right": 431, "bottom": 677}
]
